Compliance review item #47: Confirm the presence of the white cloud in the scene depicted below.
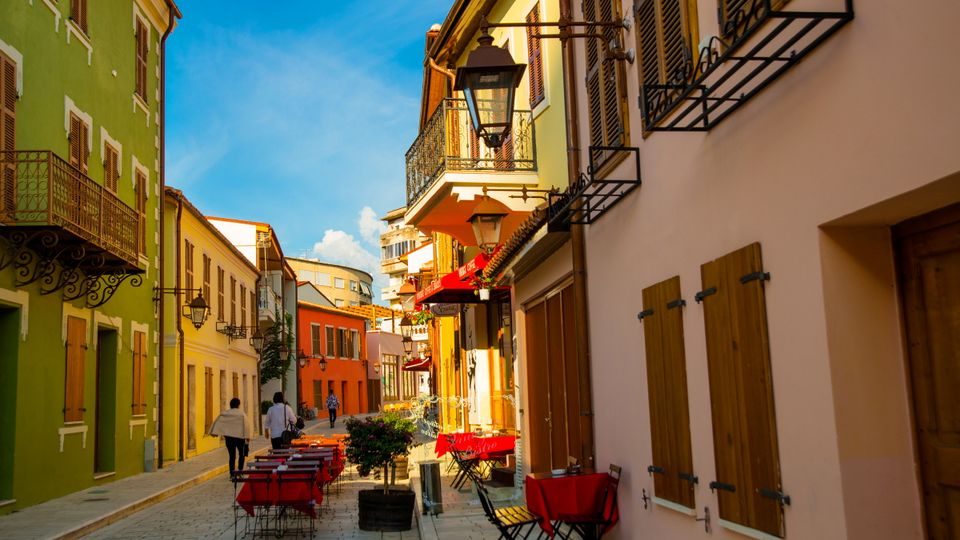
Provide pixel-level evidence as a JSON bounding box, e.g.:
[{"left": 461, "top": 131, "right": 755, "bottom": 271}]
[
  {"left": 358, "top": 206, "right": 387, "bottom": 246},
  {"left": 311, "top": 229, "right": 380, "bottom": 275}
]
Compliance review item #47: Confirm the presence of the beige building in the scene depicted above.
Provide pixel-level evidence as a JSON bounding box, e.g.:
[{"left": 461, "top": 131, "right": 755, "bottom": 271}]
[
  {"left": 286, "top": 257, "right": 373, "bottom": 307},
  {"left": 474, "top": 0, "right": 960, "bottom": 539},
  {"left": 380, "top": 207, "right": 430, "bottom": 307}
]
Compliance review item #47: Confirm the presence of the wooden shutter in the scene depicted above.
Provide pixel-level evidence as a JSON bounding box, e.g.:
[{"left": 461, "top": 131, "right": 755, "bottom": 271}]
[
  {"left": 64, "top": 316, "right": 86, "bottom": 422},
  {"left": 232, "top": 373, "right": 239, "bottom": 401},
  {"left": 68, "top": 113, "right": 89, "bottom": 173},
  {"left": 230, "top": 276, "right": 236, "bottom": 326},
  {"left": 0, "top": 52, "right": 16, "bottom": 217},
  {"left": 204, "top": 367, "right": 213, "bottom": 431},
  {"left": 202, "top": 254, "right": 211, "bottom": 301},
  {"left": 135, "top": 172, "right": 146, "bottom": 254},
  {"left": 103, "top": 144, "right": 118, "bottom": 192},
  {"left": 240, "top": 284, "right": 246, "bottom": 327},
  {"left": 184, "top": 239, "right": 193, "bottom": 291},
  {"left": 642, "top": 276, "right": 695, "bottom": 508},
  {"left": 250, "top": 290, "right": 256, "bottom": 326},
  {"left": 326, "top": 326, "right": 335, "bottom": 356},
  {"left": 635, "top": 0, "right": 697, "bottom": 109},
  {"left": 583, "top": 0, "right": 626, "bottom": 158},
  {"left": 71, "top": 0, "right": 88, "bottom": 34},
  {"left": 700, "top": 242, "right": 784, "bottom": 536},
  {"left": 217, "top": 266, "right": 224, "bottom": 321},
  {"left": 312, "top": 326, "right": 321, "bottom": 356},
  {"left": 132, "top": 331, "right": 147, "bottom": 416},
  {"left": 526, "top": 4, "right": 545, "bottom": 107},
  {"left": 135, "top": 20, "right": 148, "bottom": 102}
]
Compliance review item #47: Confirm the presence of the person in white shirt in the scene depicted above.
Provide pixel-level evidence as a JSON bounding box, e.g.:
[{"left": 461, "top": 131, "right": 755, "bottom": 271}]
[{"left": 265, "top": 391, "right": 296, "bottom": 449}]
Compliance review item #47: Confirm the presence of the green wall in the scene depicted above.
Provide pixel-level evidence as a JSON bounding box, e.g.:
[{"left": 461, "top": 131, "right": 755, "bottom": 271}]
[{"left": 0, "top": 0, "right": 170, "bottom": 512}]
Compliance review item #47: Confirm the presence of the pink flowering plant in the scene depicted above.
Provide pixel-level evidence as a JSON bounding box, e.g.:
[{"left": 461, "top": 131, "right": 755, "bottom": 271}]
[{"left": 345, "top": 414, "right": 416, "bottom": 493}]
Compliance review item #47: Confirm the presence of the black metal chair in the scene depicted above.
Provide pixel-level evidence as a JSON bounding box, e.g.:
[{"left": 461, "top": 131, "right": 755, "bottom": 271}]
[
  {"left": 473, "top": 477, "right": 543, "bottom": 540},
  {"left": 232, "top": 469, "right": 274, "bottom": 539},
  {"left": 554, "top": 464, "right": 622, "bottom": 540},
  {"left": 275, "top": 469, "right": 319, "bottom": 538}
]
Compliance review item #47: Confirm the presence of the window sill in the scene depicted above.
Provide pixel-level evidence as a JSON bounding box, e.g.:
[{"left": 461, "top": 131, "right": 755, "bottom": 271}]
[
  {"left": 132, "top": 94, "right": 150, "bottom": 125},
  {"left": 93, "top": 471, "right": 116, "bottom": 480},
  {"left": 65, "top": 20, "right": 93, "bottom": 65},
  {"left": 531, "top": 97, "right": 548, "bottom": 120},
  {"left": 0, "top": 499, "right": 16, "bottom": 508},
  {"left": 652, "top": 496, "right": 696, "bottom": 517},
  {"left": 718, "top": 519, "right": 782, "bottom": 540}
]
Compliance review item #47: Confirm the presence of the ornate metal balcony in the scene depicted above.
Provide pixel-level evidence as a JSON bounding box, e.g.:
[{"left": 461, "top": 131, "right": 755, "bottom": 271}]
[
  {"left": 405, "top": 98, "right": 536, "bottom": 208},
  {"left": 640, "top": 0, "right": 853, "bottom": 132},
  {"left": 0, "top": 150, "right": 143, "bottom": 306}
]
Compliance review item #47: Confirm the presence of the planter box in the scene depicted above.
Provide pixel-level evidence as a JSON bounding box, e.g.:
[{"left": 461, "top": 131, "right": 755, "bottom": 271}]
[{"left": 358, "top": 489, "right": 415, "bottom": 531}]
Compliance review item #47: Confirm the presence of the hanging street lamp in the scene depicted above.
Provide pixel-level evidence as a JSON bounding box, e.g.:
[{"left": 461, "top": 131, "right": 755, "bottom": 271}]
[
  {"left": 249, "top": 328, "right": 265, "bottom": 354},
  {"left": 454, "top": 33, "right": 526, "bottom": 149},
  {"left": 317, "top": 354, "right": 327, "bottom": 372},
  {"left": 468, "top": 196, "right": 510, "bottom": 253}
]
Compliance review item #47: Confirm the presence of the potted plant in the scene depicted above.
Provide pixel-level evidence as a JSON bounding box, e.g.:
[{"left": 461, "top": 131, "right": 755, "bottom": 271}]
[
  {"left": 411, "top": 306, "right": 435, "bottom": 325},
  {"left": 470, "top": 274, "right": 496, "bottom": 301},
  {"left": 346, "top": 414, "right": 417, "bottom": 531}
]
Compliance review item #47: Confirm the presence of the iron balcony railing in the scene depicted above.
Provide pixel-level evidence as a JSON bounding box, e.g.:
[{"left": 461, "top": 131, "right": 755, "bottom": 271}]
[
  {"left": 405, "top": 98, "right": 537, "bottom": 208},
  {"left": 0, "top": 150, "right": 140, "bottom": 267}
]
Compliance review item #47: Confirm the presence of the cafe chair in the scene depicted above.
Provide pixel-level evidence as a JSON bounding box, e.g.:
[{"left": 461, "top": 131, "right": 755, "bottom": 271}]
[
  {"left": 555, "top": 464, "right": 622, "bottom": 540},
  {"left": 449, "top": 447, "right": 483, "bottom": 490},
  {"left": 275, "top": 469, "right": 319, "bottom": 538},
  {"left": 232, "top": 469, "right": 274, "bottom": 540},
  {"left": 473, "top": 477, "right": 544, "bottom": 539}
]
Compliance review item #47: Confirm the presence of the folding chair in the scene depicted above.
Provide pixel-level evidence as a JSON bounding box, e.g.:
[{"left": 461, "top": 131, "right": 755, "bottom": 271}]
[
  {"left": 275, "top": 469, "right": 319, "bottom": 538},
  {"left": 473, "top": 477, "right": 543, "bottom": 539},
  {"left": 232, "top": 470, "right": 274, "bottom": 539}
]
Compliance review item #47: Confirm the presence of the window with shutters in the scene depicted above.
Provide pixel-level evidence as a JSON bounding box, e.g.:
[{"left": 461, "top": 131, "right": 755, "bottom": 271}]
[
  {"left": 250, "top": 290, "right": 256, "bottom": 327},
  {"left": 337, "top": 328, "right": 348, "bottom": 359},
  {"left": 202, "top": 254, "right": 211, "bottom": 302},
  {"left": 135, "top": 171, "right": 147, "bottom": 255},
  {"left": 700, "top": 242, "right": 784, "bottom": 537},
  {"left": 204, "top": 367, "right": 213, "bottom": 432},
  {"left": 64, "top": 316, "right": 86, "bottom": 422},
  {"left": 70, "top": 0, "right": 88, "bottom": 36},
  {"left": 311, "top": 324, "right": 321, "bottom": 356},
  {"left": 641, "top": 276, "right": 695, "bottom": 508},
  {"left": 352, "top": 330, "right": 360, "bottom": 359},
  {"left": 583, "top": 0, "right": 629, "bottom": 170},
  {"left": 217, "top": 266, "right": 224, "bottom": 321},
  {"left": 68, "top": 113, "right": 89, "bottom": 174},
  {"left": 135, "top": 20, "right": 148, "bottom": 102},
  {"left": 240, "top": 284, "right": 246, "bottom": 328},
  {"left": 634, "top": 0, "right": 698, "bottom": 131},
  {"left": 132, "top": 330, "right": 147, "bottom": 416},
  {"left": 2, "top": 52, "right": 17, "bottom": 217},
  {"left": 230, "top": 276, "right": 236, "bottom": 326},
  {"left": 183, "top": 239, "right": 194, "bottom": 292},
  {"left": 325, "top": 326, "right": 335, "bottom": 357},
  {"left": 526, "top": 4, "right": 546, "bottom": 108},
  {"left": 103, "top": 144, "right": 119, "bottom": 192}
]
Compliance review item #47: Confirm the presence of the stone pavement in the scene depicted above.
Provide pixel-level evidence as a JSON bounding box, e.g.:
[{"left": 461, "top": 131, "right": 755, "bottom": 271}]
[
  {"left": 0, "top": 416, "right": 368, "bottom": 539},
  {"left": 407, "top": 443, "right": 521, "bottom": 540}
]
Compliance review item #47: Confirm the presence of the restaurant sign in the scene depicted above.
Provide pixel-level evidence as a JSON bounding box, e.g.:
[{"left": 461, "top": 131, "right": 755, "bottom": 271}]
[{"left": 430, "top": 303, "right": 460, "bottom": 317}]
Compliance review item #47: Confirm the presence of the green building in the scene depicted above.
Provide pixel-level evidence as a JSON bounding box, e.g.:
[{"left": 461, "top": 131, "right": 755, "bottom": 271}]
[{"left": 0, "top": 0, "right": 179, "bottom": 513}]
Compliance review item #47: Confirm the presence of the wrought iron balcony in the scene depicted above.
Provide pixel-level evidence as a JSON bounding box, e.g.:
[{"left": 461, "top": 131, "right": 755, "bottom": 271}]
[
  {"left": 640, "top": 0, "right": 853, "bottom": 132},
  {"left": 0, "top": 150, "right": 143, "bottom": 306},
  {"left": 405, "top": 98, "right": 536, "bottom": 208}
]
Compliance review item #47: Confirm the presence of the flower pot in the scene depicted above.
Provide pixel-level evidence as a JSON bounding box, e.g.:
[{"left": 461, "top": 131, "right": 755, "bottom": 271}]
[
  {"left": 478, "top": 288, "right": 491, "bottom": 301},
  {"left": 358, "top": 488, "right": 415, "bottom": 531},
  {"left": 394, "top": 455, "right": 410, "bottom": 480}
]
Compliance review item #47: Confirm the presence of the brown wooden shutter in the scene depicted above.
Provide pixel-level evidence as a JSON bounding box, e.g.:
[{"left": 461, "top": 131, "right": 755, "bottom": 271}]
[
  {"left": 634, "top": 0, "right": 697, "bottom": 107},
  {"left": 230, "top": 276, "right": 236, "bottom": 326},
  {"left": 240, "top": 284, "right": 247, "bottom": 327},
  {"left": 104, "top": 145, "right": 118, "bottom": 192},
  {"left": 135, "top": 21, "right": 148, "bottom": 102},
  {"left": 64, "top": 316, "right": 86, "bottom": 422},
  {"left": 642, "top": 276, "right": 695, "bottom": 508},
  {"left": 217, "top": 266, "right": 224, "bottom": 321},
  {"left": 584, "top": 0, "right": 627, "bottom": 156},
  {"left": 69, "top": 114, "right": 82, "bottom": 169},
  {"left": 184, "top": 239, "right": 193, "bottom": 291},
  {"left": 71, "top": 0, "right": 88, "bottom": 34},
  {"left": 526, "top": 4, "right": 545, "bottom": 107},
  {"left": 0, "top": 52, "right": 16, "bottom": 217},
  {"left": 132, "top": 331, "right": 147, "bottom": 415},
  {"left": 136, "top": 172, "right": 146, "bottom": 254},
  {"left": 700, "top": 242, "right": 784, "bottom": 536},
  {"left": 250, "top": 290, "right": 256, "bottom": 326}
]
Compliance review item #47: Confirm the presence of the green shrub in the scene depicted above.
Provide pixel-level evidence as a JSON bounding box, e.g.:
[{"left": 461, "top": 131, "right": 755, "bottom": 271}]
[{"left": 345, "top": 415, "right": 416, "bottom": 493}]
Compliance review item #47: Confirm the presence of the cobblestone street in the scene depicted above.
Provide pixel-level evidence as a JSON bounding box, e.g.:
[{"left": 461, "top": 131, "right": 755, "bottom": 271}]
[{"left": 83, "top": 464, "right": 421, "bottom": 540}]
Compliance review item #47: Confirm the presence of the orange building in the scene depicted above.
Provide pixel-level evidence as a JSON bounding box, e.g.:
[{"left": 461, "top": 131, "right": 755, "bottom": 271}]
[{"left": 296, "top": 292, "right": 369, "bottom": 420}]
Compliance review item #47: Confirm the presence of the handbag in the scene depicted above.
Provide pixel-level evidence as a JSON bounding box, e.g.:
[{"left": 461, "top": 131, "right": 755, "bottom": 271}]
[
  {"left": 295, "top": 416, "right": 305, "bottom": 430},
  {"left": 281, "top": 421, "right": 302, "bottom": 445}
]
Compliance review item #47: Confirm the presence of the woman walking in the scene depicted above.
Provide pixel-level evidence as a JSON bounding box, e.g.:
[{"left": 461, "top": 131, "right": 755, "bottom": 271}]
[
  {"left": 265, "top": 391, "right": 296, "bottom": 450},
  {"left": 209, "top": 397, "right": 251, "bottom": 477}
]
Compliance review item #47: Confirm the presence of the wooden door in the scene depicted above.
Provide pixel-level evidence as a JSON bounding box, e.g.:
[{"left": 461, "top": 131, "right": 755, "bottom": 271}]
[
  {"left": 525, "top": 301, "right": 551, "bottom": 472},
  {"left": 895, "top": 203, "right": 960, "bottom": 540}
]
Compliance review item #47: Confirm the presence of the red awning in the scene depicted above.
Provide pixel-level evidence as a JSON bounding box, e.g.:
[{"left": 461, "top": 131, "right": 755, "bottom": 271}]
[
  {"left": 415, "top": 252, "right": 509, "bottom": 304},
  {"left": 402, "top": 356, "right": 432, "bottom": 372}
]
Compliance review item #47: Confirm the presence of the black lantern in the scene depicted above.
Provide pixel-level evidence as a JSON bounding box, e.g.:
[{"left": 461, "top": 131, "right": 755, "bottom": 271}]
[
  {"left": 402, "top": 335, "right": 414, "bottom": 356},
  {"left": 468, "top": 196, "right": 509, "bottom": 252},
  {"left": 249, "top": 328, "right": 265, "bottom": 354},
  {"left": 297, "top": 349, "right": 309, "bottom": 368},
  {"left": 317, "top": 355, "right": 327, "bottom": 372},
  {"left": 399, "top": 314, "right": 414, "bottom": 338},
  {"left": 454, "top": 33, "right": 526, "bottom": 148},
  {"left": 183, "top": 292, "right": 210, "bottom": 330}
]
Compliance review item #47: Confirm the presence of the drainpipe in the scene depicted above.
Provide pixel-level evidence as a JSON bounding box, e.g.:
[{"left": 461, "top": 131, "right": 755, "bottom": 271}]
[
  {"left": 157, "top": 0, "right": 182, "bottom": 469},
  {"left": 558, "top": 0, "right": 596, "bottom": 468},
  {"left": 174, "top": 193, "right": 185, "bottom": 461}
]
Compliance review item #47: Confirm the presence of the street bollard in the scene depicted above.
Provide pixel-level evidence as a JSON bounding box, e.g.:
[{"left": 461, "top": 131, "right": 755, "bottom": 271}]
[{"left": 419, "top": 460, "right": 443, "bottom": 515}]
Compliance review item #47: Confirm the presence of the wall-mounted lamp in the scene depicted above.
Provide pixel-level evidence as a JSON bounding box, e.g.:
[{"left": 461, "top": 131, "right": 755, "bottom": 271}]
[
  {"left": 454, "top": 32, "right": 525, "bottom": 149},
  {"left": 468, "top": 196, "right": 509, "bottom": 253},
  {"left": 153, "top": 287, "right": 210, "bottom": 330}
]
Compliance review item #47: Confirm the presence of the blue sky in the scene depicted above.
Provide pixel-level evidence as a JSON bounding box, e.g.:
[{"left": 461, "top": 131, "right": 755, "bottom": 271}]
[{"left": 166, "top": 1, "right": 450, "bottom": 293}]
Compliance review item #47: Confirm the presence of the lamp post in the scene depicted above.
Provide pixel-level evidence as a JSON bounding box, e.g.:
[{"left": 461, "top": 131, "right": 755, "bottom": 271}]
[
  {"left": 454, "top": 33, "right": 526, "bottom": 149},
  {"left": 468, "top": 196, "right": 510, "bottom": 253}
]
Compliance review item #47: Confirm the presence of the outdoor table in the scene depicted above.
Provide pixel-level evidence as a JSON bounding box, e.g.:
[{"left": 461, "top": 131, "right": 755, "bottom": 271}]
[
  {"left": 524, "top": 470, "right": 619, "bottom": 538},
  {"left": 235, "top": 468, "right": 324, "bottom": 518},
  {"left": 436, "top": 433, "right": 516, "bottom": 458}
]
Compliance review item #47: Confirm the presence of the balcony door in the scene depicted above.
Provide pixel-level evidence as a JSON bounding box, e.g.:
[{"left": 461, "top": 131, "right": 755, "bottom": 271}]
[
  {"left": 0, "top": 307, "right": 19, "bottom": 501},
  {"left": 895, "top": 203, "right": 960, "bottom": 539},
  {"left": 524, "top": 282, "right": 588, "bottom": 473}
]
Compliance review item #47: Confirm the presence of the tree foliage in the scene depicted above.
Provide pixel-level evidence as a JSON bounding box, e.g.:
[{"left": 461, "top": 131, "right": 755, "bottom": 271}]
[{"left": 259, "top": 312, "right": 293, "bottom": 383}]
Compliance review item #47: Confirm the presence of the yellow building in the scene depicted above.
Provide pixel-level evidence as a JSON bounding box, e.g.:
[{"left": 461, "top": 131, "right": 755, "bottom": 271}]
[
  {"left": 404, "top": 0, "right": 570, "bottom": 436},
  {"left": 286, "top": 257, "right": 373, "bottom": 308},
  {"left": 161, "top": 188, "right": 261, "bottom": 463}
]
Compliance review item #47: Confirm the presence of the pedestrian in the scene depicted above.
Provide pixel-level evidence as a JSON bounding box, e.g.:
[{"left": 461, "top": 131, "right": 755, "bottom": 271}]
[
  {"left": 326, "top": 390, "right": 340, "bottom": 428},
  {"left": 209, "top": 397, "right": 251, "bottom": 478},
  {"left": 265, "top": 391, "right": 296, "bottom": 450}
]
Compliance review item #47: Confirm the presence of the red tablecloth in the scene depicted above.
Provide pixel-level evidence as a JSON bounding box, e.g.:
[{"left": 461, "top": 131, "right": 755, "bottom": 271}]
[
  {"left": 435, "top": 433, "right": 516, "bottom": 459},
  {"left": 524, "top": 472, "right": 619, "bottom": 537},
  {"left": 236, "top": 470, "right": 324, "bottom": 518}
]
